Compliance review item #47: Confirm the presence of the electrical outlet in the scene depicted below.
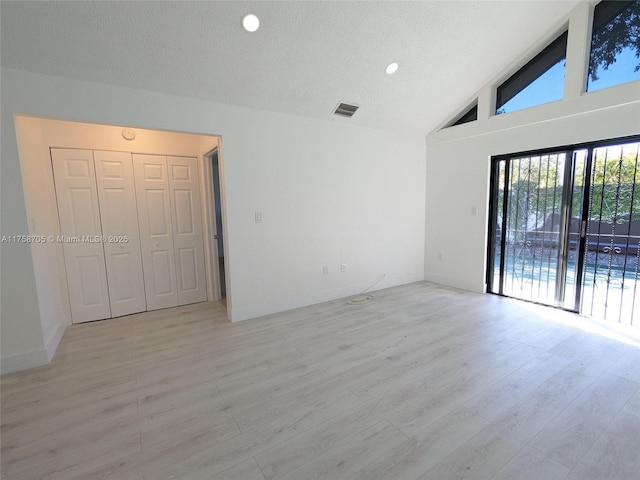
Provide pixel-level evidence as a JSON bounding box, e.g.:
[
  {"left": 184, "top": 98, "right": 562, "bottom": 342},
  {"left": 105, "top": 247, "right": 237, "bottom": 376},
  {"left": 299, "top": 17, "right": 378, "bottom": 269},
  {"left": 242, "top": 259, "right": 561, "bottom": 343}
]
[
  {"left": 255, "top": 211, "right": 262, "bottom": 223},
  {"left": 341, "top": 263, "right": 347, "bottom": 272},
  {"left": 322, "top": 266, "right": 329, "bottom": 275}
]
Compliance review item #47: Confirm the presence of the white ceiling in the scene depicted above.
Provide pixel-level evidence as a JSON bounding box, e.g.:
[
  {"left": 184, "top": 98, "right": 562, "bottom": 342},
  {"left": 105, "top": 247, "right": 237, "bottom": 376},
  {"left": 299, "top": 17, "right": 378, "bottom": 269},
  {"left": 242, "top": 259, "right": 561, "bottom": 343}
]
[{"left": 1, "top": 1, "right": 580, "bottom": 135}]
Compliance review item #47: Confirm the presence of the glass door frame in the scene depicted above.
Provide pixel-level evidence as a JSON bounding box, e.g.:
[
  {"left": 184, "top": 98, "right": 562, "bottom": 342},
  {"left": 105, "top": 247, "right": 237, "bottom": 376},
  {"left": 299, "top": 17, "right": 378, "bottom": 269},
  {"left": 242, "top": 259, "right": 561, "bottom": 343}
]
[{"left": 486, "top": 135, "right": 640, "bottom": 315}]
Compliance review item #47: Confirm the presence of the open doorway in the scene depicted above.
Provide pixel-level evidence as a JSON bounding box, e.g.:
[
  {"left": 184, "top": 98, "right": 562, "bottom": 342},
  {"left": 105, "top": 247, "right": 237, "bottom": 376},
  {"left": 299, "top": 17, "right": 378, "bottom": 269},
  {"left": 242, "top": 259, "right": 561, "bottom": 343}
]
[
  {"left": 210, "top": 148, "right": 226, "bottom": 302},
  {"left": 14, "top": 116, "right": 225, "bottom": 323}
]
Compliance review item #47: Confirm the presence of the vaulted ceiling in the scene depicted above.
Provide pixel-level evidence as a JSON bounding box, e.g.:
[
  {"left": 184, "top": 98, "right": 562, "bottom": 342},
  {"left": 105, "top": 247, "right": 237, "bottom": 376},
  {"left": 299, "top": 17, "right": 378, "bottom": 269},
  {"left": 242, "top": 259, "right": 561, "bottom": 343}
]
[{"left": 1, "top": 1, "right": 580, "bottom": 134}]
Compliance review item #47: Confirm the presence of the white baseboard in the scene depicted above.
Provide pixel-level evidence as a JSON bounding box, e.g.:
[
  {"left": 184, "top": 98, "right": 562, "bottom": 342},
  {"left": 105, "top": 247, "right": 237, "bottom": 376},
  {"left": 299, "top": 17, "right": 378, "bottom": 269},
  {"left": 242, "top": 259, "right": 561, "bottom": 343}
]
[
  {"left": 1, "top": 348, "right": 49, "bottom": 375},
  {"left": 45, "top": 322, "right": 67, "bottom": 362},
  {"left": 229, "top": 272, "right": 425, "bottom": 322},
  {"left": 423, "top": 272, "right": 484, "bottom": 293},
  {"left": 1, "top": 321, "right": 66, "bottom": 374}
]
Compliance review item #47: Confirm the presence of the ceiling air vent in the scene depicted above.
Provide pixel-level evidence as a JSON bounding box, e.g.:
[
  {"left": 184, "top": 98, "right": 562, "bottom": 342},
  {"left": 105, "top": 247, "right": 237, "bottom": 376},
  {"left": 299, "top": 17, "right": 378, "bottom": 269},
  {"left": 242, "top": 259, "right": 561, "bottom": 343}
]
[{"left": 333, "top": 102, "right": 359, "bottom": 118}]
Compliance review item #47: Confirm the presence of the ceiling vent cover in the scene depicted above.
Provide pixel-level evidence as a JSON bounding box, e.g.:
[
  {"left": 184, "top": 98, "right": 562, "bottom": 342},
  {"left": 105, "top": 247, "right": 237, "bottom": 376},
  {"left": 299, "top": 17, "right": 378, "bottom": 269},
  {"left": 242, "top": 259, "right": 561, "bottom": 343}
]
[{"left": 333, "top": 102, "right": 359, "bottom": 118}]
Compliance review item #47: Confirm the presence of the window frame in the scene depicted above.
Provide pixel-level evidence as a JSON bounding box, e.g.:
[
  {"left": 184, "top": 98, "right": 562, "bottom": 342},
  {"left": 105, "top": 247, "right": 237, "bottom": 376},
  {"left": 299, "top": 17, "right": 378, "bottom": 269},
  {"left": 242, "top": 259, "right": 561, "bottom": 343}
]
[
  {"left": 446, "top": 103, "right": 478, "bottom": 128},
  {"left": 495, "top": 31, "right": 568, "bottom": 114},
  {"left": 586, "top": 0, "right": 640, "bottom": 92}
]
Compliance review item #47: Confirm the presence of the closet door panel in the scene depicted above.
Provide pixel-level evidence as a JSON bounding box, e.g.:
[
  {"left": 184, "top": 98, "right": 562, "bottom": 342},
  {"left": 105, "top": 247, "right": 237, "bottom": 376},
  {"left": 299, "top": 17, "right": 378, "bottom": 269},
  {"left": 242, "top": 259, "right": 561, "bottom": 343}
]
[
  {"left": 77, "top": 256, "right": 108, "bottom": 306},
  {"left": 133, "top": 154, "right": 178, "bottom": 310},
  {"left": 168, "top": 156, "right": 207, "bottom": 305},
  {"left": 51, "top": 148, "right": 111, "bottom": 323},
  {"left": 94, "top": 151, "right": 146, "bottom": 317},
  {"left": 151, "top": 250, "right": 175, "bottom": 294},
  {"left": 178, "top": 248, "right": 198, "bottom": 291},
  {"left": 146, "top": 189, "right": 171, "bottom": 236}
]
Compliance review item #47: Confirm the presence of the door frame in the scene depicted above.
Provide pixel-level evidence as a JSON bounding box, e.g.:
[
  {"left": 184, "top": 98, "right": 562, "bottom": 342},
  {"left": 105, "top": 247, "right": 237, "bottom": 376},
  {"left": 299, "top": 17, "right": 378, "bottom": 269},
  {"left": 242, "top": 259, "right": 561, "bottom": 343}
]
[
  {"left": 202, "top": 147, "right": 224, "bottom": 301},
  {"left": 487, "top": 147, "right": 580, "bottom": 308},
  {"left": 487, "top": 134, "right": 640, "bottom": 317}
]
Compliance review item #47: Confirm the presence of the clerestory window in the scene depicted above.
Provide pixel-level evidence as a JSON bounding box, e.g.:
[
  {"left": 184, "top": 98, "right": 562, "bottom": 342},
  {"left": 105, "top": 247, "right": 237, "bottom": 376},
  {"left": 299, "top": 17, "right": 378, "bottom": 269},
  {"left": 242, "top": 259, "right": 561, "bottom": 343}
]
[
  {"left": 587, "top": 0, "right": 640, "bottom": 92},
  {"left": 448, "top": 103, "right": 478, "bottom": 127},
  {"left": 496, "top": 31, "right": 568, "bottom": 115}
]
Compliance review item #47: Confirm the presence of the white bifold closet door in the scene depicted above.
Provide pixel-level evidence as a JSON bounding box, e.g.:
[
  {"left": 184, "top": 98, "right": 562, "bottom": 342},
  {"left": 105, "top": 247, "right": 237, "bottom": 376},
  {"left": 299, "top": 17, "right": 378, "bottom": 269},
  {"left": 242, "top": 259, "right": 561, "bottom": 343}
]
[
  {"left": 93, "top": 150, "right": 147, "bottom": 317},
  {"left": 51, "top": 149, "right": 112, "bottom": 323},
  {"left": 133, "top": 154, "right": 207, "bottom": 310},
  {"left": 53, "top": 149, "right": 207, "bottom": 322},
  {"left": 167, "top": 156, "right": 207, "bottom": 305},
  {"left": 132, "top": 155, "right": 179, "bottom": 310}
]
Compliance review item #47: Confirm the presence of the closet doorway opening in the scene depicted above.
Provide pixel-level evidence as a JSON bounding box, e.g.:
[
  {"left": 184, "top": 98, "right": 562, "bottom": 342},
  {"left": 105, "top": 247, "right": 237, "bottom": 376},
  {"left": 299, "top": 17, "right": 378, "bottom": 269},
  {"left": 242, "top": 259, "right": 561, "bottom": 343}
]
[
  {"left": 14, "top": 116, "right": 229, "bottom": 324},
  {"left": 206, "top": 147, "right": 227, "bottom": 303}
]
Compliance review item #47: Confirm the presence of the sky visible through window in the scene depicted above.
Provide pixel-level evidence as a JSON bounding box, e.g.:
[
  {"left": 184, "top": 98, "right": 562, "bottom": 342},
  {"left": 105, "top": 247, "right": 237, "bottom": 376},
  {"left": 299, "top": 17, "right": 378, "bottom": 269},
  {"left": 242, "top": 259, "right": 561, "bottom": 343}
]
[
  {"left": 499, "top": 45, "right": 638, "bottom": 114},
  {"left": 588, "top": 46, "right": 640, "bottom": 91},
  {"left": 498, "top": 60, "right": 566, "bottom": 114}
]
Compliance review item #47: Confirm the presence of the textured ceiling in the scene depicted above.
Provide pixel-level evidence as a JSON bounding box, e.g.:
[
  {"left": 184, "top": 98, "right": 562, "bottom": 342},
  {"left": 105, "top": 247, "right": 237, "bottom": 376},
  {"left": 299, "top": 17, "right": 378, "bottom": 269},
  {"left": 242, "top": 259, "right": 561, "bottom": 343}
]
[{"left": 0, "top": 1, "right": 580, "bottom": 134}]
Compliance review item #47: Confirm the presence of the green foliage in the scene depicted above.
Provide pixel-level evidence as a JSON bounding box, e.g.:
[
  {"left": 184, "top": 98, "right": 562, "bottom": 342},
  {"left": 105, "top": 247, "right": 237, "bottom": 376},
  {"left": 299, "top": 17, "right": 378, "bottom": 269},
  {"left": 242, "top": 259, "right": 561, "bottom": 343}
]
[
  {"left": 589, "top": 148, "right": 640, "bottom": 221},
  {"left": 497, "top": 146, "right": 640, "bottom": 244},
  {"left": 589, "top": 1, "right": 640, "bottom": 81}
]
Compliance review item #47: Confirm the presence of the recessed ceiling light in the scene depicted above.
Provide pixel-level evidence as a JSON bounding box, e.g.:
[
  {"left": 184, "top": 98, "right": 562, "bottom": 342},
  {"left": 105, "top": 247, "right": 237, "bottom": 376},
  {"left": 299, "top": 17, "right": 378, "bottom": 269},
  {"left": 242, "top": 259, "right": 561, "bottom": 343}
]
[
  {"left": 242, "top": 14, "right": 260, "bottom": 32},
  {"left": 385, "top": 62, "right": 399, "bottom": 75}
]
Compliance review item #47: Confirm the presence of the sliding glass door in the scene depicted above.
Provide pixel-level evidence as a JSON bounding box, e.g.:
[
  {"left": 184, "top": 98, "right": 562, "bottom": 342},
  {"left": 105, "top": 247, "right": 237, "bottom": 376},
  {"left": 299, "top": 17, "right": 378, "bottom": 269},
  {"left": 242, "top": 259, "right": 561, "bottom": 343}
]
[
  {"left": 487, "top": 137, "right": 640, "bottom": 325},
  {"left": 581, "top": 141, "right": 640, "bottom": 323},
  {"left": 488, "top": 150, "right": 584, "bottom": 307}
]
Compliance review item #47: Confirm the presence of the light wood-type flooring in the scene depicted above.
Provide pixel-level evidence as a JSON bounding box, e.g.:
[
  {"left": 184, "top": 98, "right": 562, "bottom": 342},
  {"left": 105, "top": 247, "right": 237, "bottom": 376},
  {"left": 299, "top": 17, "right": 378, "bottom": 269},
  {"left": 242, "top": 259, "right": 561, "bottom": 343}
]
[{"left": 2, "top": 282, "right": 639, "bottom": 480}]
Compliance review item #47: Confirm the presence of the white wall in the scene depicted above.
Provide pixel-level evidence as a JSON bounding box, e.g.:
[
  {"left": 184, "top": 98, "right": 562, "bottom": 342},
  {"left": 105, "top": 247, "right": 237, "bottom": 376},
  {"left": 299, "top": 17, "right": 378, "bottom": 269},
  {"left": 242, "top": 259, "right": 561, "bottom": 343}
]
[
  {"left": 425, "top": 2, "right": 640, "bottom": 293},
  {"left": 1, "top": 68, "right": 426, "bottom": 373}
]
